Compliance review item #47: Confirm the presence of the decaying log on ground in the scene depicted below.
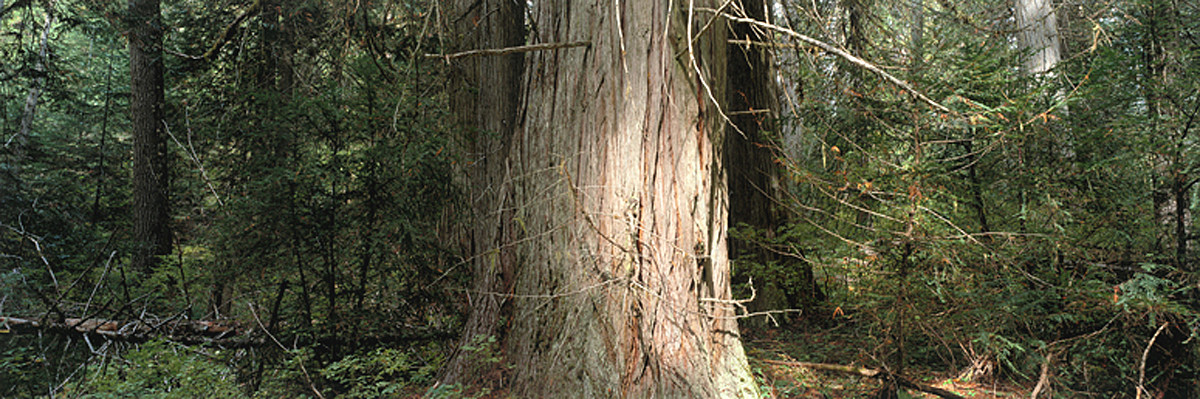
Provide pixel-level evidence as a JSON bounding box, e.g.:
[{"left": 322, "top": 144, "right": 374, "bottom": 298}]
[{"left": 1, "top": 316, "right": 249, "bottom": 345}]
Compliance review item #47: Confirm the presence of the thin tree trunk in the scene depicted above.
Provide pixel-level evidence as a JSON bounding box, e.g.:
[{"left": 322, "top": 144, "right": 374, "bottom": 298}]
[
  {"left": 356, "top": 163, "right": 378, "bottom": 312},
  {"left": 12, "top": 5, "right": 52, "bottom": 170},
  {"left": 291, "top": 221, "right": 314, "bottom": 330},
  {"left": 92, "top": 55, "right": 116, "bottom": 225},
  {"left": 1144, "top": 0, "right": 1188, "bottom": 270},
  {"left": 910, "top": 0, "right": 923, "bottom": 76},
  {"left": 129, "top": 0, "right": 172, "bottom": 272},
  {"left": 1141, "top": 2, "right": 1195, "bottom": 397}
]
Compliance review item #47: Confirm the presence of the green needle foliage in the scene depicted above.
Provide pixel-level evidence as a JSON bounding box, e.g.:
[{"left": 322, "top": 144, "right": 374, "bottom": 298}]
[
  {"left": 731, "top": 0, "right": 1200, "bottom": 396},
  {"left": 3, "top": 0, "right": 466, "bottom": 396}
]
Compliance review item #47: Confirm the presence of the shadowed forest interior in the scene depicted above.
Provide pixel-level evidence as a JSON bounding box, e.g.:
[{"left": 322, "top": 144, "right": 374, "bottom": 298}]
[{"left": 2, "top": 0, "right": 1200, "bottom": 397}]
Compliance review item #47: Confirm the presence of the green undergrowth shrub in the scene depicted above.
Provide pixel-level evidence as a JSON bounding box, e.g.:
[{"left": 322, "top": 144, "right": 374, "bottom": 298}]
[
  {"left": 54, "top": 339, "right": 452, "bottom": 398},
  {"left": 318, "top": 344, "right": 444, "bottom": 398},
  {"left": 70, "top": 340, "right": 243, "bottom": 399}
]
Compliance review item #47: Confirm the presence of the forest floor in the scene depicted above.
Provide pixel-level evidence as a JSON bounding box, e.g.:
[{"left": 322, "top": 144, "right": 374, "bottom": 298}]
[{"left": 744, "top": 325, "right": 1030, "bottom": 399}]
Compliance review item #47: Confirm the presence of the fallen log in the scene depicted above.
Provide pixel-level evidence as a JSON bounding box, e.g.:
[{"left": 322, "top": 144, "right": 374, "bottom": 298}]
[
  {"left": 1, "top": 316, "right": 240, "bottom": 337},
  {"left": 759, "top": 359, "right": 965, "bottom": 399},
  {"left": 1, "top": 316, "right": 250, "bottom": 345}
]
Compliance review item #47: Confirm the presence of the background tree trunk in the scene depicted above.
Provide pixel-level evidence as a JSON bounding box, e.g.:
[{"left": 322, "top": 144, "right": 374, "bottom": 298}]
[
  {"left": 1014, "top": 0, "right": 1067, "bottom": 115},
  {"left": 1143, "top": 0, "right": 1189, "bottom": 271},
  {"left": 10, "top": 4, "right": 53, "bottom": 178},
  {"left": 726, "top": 0, "right": 820, "bottom": 320},
  {"left": 129, "top": 0, "right": 171, "bottom": 272},
  {"left": 909, "top": 0, "right": 923, "bottom": 76},
  {"left": 440, "top": 0, "right": 525, "bottom": 387},
  {"left": 442, "top": 0, "right": 758, "bottom": 395},
  {"left": 1014, "top": 0, "right": 1061, "bottom": 77}
]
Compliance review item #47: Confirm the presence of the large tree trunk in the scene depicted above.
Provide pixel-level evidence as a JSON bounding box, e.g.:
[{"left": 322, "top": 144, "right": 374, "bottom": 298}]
[
  {"left": 726, "top": 0, "right": 778, "bottom": 273},
  {"left": 129, "top": 0, "right": 171, "bottom": 272},
  {"left": 442, "top": 0, "right": 758, "bottom": 395}
]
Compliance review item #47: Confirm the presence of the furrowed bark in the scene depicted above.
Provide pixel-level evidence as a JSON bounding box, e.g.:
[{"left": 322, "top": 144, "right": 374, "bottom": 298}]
[{"left": 442, "top": 0, "right": 758, "bottom": 395}]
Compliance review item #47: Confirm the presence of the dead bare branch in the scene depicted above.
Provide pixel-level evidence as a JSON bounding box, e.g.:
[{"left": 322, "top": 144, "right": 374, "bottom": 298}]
[
  {"left": 700, "top": 8, "right": 953, "bottom": 114},
  {"left": 1137, "top": 322, "right": 1170, "bottom": 399},
  {"left": 424, "top": 41, "right": 590, "bottom": 60},
  {"left": 168, "top": 0, "right": 263, "bottom": 61}
]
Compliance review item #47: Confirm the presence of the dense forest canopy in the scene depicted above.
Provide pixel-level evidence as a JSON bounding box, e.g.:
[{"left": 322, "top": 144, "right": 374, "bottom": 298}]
[{"left": 1, "top": 0, "right": 1198, "bottom": 397}]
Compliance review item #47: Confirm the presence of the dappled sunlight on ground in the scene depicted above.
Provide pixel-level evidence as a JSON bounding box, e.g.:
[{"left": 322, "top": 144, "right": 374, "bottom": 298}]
[{"left": 745, "top": 326, "right": 1029, "bottom": 398}]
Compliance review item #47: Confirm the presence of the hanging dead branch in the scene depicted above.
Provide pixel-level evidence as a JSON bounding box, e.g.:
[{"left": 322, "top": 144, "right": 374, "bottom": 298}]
[{"left": 168, "top": 0, "right": 263, "bottom": 61}]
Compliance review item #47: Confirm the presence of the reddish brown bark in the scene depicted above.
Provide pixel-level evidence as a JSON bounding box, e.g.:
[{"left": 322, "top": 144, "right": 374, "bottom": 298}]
[{"left": 442, "top": 0, "right": 758, "bottom": 395}]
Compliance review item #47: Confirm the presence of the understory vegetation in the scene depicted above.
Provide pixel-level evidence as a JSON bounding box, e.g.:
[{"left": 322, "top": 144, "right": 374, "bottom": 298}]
[{"left": 2, "top": 0, "right": 1198, "bottom": 397}]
